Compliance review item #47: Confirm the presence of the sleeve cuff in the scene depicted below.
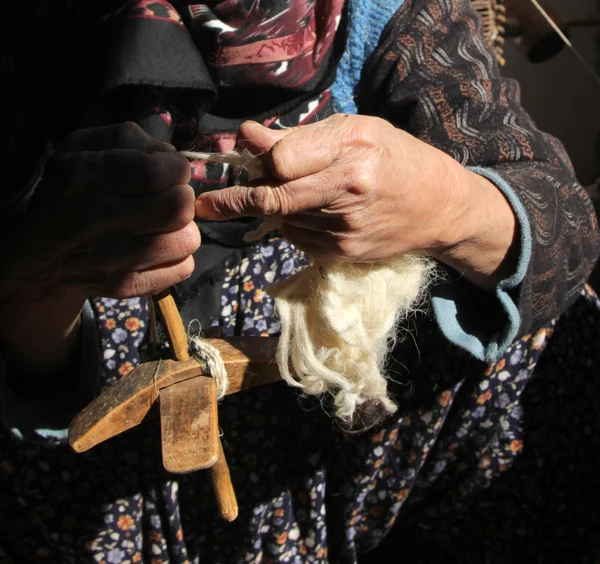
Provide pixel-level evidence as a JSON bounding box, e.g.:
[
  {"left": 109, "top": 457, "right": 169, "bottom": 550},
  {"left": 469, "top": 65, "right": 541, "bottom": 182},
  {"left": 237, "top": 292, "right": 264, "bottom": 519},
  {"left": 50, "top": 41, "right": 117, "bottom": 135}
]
[
  {"left": 0, "top": 301, "right": 100, "bottom": 445},
  {"left": 431, "top": 167, "right": 533, "bottom": 363}
]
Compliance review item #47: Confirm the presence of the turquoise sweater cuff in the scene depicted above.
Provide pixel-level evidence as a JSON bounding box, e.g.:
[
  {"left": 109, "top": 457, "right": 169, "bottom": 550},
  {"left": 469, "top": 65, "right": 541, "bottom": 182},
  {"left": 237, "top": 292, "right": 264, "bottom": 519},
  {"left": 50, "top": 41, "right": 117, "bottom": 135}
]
[{"left": 431, "top": 167, "right": 533, "bottom": 363}]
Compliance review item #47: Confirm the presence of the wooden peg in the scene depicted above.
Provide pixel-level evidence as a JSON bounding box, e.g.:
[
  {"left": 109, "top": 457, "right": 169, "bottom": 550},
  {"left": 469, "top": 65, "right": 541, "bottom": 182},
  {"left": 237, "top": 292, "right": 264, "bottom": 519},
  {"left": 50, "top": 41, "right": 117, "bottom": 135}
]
[
  {"left": 153, "top": 290, "right": 239, "bottom": 520},
  {"left": 160, "top": 376, "right": 219, "bottom": 473},
  {"left": 154, "top": 289, "right": 190, "bottom": 362},
  {"left": 211, "top": 439, "right": 239, "bottom": 521}
]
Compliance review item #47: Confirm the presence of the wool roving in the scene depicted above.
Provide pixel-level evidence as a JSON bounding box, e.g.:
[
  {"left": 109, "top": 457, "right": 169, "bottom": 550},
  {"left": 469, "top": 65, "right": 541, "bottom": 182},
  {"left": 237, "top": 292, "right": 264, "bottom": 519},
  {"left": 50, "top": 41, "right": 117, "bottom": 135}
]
[{"left": 184, "top": 150, "right": 435, "bottom": 423}]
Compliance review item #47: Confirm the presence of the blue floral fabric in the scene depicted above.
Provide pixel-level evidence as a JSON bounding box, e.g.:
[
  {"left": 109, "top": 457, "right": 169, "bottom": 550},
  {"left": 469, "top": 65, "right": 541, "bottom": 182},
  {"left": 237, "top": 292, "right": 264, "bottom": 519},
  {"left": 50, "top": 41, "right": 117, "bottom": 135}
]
[{"left": 1, "top": 238, "right": 599, "bottom": 562}]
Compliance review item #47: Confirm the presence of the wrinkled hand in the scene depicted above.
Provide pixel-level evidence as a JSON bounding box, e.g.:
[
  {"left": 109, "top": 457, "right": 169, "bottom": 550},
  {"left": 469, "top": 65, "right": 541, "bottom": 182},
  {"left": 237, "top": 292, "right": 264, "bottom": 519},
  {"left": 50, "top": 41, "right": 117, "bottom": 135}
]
[
  {"left": 14, "top": 122, "right": 199, "bottom": 300},
  {"left": 194, "top": 114, "right": 473, "bottom": 263},
  {"left": 195, "top": 115, "right": 517, "bottom": 290}
]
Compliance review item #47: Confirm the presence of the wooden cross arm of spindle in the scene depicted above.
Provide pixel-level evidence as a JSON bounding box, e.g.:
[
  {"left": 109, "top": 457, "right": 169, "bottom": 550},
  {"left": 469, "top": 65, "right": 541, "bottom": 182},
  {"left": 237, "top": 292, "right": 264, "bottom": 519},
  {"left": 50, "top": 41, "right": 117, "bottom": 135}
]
[{"left": 68, "top": 336, "right": 281, "bottom": 454}]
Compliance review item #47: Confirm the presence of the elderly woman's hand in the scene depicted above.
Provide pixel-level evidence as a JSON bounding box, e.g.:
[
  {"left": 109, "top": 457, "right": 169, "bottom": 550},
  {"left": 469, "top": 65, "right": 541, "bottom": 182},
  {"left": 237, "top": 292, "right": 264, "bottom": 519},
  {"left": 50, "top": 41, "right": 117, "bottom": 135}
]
[
  {"left": 1, "top": 122, "right": 198, "bottom": 374},
  {"left": 11, "top": 122, "right": 199, "bottom": 301},
  {"left": 195, "top": 115, "right": 517, "bottom": 291}
]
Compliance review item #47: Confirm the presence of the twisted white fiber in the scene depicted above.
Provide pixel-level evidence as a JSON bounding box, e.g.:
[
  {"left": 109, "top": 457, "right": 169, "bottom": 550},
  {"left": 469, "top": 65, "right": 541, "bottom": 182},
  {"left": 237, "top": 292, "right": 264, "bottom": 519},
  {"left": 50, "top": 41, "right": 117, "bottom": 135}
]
[
  {"left": 183, "top": 150, "right": 435, "bottom": 420},
  {"left": 188, "top": 323, "right": 229, "bottom": 399},
  {"left": 181, "top": 150, "right": 265, "bottom": 180},
  {"left": 268, "top": 255, "right": 434, "bottom": 421}
]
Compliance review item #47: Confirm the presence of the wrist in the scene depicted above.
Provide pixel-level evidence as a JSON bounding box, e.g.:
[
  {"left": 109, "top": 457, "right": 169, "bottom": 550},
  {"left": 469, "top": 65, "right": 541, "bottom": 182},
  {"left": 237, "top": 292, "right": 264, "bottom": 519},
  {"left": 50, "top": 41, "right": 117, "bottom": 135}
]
[
  {"left": 0, "top": 282, "right": 86, "bottom": 375},
  {"left": 429, "top": 163, "right": 519, "bottom": 291}
]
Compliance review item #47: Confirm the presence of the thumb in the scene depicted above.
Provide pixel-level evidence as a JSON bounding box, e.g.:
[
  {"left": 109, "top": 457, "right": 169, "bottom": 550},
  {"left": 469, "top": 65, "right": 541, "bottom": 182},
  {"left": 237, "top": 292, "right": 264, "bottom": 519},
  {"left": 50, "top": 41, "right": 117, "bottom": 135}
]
[{"left": 236, "top": 121, "right": 292, "bottom": 155}]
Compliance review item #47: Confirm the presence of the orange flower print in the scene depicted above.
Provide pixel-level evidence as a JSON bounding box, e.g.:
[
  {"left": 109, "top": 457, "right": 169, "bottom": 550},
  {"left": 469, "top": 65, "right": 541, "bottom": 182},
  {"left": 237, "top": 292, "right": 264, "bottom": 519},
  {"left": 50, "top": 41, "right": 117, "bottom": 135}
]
[
  {"left": 477, "top": 390, "right": 492, "bottom": 405},
  {"left": 253, "top": 289, "right": 264, "bottom": 302},
  {"left": 105, "top": 318, "right": 116, "bottom": 329},
  {"left": 117, "top": 514, "right": 134, "bottom": 531},
  {"left": 132, "top": 554, "right": 142, "bottom": 563},
  {"left": 125, "top": 317, "right": 140, "bottom": 332},
  {"left": 119, "top": 361, "right": 135, "bottom": 377},
  {"left": 276, "top": 531, "right": 288, "bottom": 545},
  {"left": 532, "top": 330, "right": 547, "bottom": 350},
  {"left": 371, "top": 431, "right": 384, "bottom": 443},
  {"left": 439, "top": 390, "right": 452, "bottom": 406},
  {"left": 495, "top": 359, "right": 506, "bottom": 371},
  {"left": 243, "top": 281, "right": 255, "bottom": 292},
  {"left": 509, "top": 440, "right": 523, "bottom": 453}
]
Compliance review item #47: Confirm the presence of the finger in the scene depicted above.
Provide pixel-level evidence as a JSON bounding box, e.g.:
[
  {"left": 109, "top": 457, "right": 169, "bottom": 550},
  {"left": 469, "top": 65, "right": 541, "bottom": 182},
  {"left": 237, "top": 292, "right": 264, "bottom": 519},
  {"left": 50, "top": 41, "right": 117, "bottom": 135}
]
[
  {"left": 282, "top": 212, "right": 351, "bottom": 233},
  {"left": 281, "top": 223, "right": 366, "bottom": 263},
  {"left": 279, "top": 223, "right": 337, "bottom": 261},
  {"left": 239, "top": 119, "right": 343, "bottom": 181},
  {"left": 195, "top": 174, "right": 334, "bottom": 220},
  {"left": 96, "top": 150, "right": 191, "bottom": 195},
  {"left": 105, "top": 255, "right": 196, "bottom": 299},
  {"left": 100, "top": 184, "right": 196, "bottom": 236},
  {"left": 101, "top": 222, "right": 201, "bottom": 272},
  {"left": 236, "top": 121, "right": 291, "bottom": 155},
  {"left": 61, "top": 122, "right": 176, "bottom": 153}
]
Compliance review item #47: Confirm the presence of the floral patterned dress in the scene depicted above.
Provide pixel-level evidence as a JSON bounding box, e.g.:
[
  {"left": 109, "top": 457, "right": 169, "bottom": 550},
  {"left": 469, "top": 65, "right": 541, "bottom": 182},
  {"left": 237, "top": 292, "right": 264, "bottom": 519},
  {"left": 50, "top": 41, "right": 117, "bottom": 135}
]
[
  {"left": 2, "top": 238, "right": 600, "bottom": 563},
  {"left": 2, "top": 0, "right": 600, "bottom": 562}
]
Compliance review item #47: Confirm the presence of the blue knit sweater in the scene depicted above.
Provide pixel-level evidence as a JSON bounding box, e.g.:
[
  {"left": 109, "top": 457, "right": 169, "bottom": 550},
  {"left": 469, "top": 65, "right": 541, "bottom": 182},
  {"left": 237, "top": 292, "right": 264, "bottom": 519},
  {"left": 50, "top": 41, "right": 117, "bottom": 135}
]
[{"left": 331, "top": 0, "right": 406, "bottom": 114}]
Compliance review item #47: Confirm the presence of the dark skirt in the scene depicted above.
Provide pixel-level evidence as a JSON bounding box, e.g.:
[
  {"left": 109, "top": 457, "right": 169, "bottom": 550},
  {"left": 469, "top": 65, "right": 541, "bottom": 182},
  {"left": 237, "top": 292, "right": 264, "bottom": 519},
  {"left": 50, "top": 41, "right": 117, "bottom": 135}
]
[{"left": 1, "top": 239, "right": 599, "bottom": 563}]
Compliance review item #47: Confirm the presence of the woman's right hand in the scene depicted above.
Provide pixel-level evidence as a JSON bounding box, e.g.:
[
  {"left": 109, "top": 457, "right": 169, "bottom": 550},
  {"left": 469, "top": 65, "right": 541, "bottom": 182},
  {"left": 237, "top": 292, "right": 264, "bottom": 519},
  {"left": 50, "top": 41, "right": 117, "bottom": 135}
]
[{"left": 1, "top": 122, "right": 199, "bottom": 374}]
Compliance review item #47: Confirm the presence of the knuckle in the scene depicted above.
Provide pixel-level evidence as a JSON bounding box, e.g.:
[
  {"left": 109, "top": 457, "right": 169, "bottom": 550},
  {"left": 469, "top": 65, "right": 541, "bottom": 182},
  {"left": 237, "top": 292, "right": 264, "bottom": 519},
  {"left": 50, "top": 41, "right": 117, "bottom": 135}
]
[
  {"left": 348, "top": 164, "right": 374, "bottom": 197},
  {"left": 269, "top": 141, "right": 295, "bottom": 180},
  {"left": 248, "top": 186, "right": 294, "bottom": 216},
  {"left": 116, "top": 121, "right": 145, "bottom": 149},
  {"left": 167, "top": 187, "right": 195, "bottom": 228},
  {"left": 150, "top": 153, "right": 191, "bottom": 188},
  {"left": 341, "top": 115, "right": 389, "bottom": 154},
  {"left": 247, "top": 187, "right": 279, "bottom": 216},
  {"left": 171, "top": 152, "right": 192, "bottom": 184},
  {"left": 179, "top": 223, "right": 201, "bottom": 254}
]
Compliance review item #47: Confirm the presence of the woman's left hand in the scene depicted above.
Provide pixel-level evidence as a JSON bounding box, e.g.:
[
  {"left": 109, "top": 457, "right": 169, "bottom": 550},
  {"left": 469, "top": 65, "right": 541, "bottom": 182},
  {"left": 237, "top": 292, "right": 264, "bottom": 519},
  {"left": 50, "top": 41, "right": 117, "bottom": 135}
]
[{"left": 194, "top": 114, "right": 517, "bottom": 290}]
